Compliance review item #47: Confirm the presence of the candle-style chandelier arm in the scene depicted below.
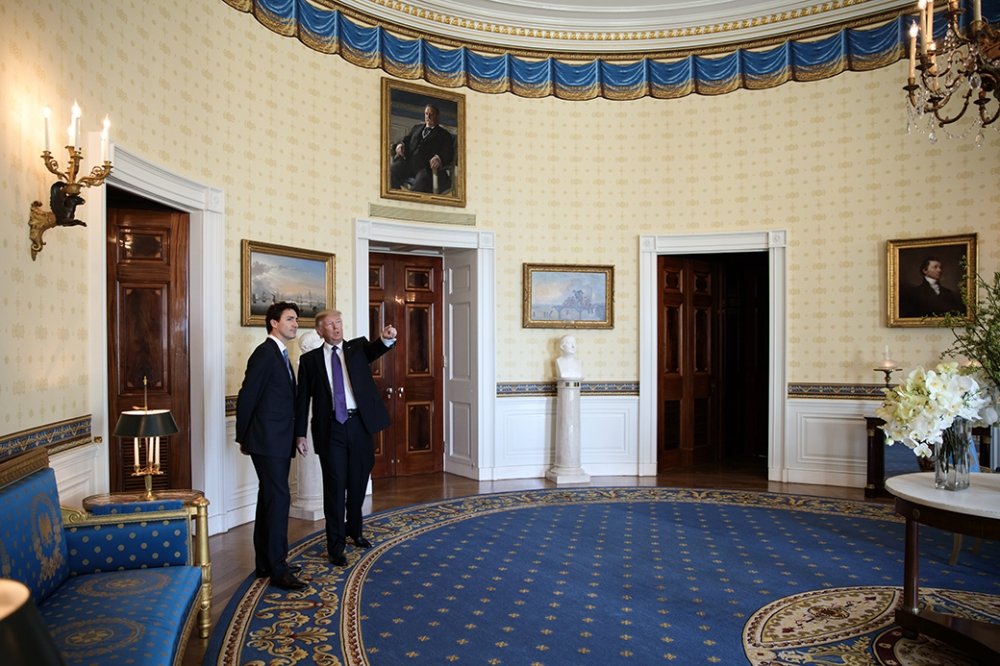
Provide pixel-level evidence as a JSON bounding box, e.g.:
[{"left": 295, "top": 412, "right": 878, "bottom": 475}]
[{"left": 929, "top": 82, "right": 976, "bottom": 124}]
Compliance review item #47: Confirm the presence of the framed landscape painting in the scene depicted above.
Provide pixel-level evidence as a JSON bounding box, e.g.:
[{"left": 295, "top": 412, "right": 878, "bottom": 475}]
[
  {"left": 241, "top": 239, "right": 335, "bottom": 327},
  {"left": 522, "top": 264, "right": 614, "bottom": 329},
  {"left": 886, "top": 234, "right": 975, "bottom": 327}
]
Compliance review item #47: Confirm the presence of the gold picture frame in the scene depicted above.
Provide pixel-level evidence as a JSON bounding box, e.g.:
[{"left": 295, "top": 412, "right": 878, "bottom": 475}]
[
  {"left": 381, "top": 78, "right": 466, "bottom": 208},
  {"left": 886, "top": 234, "right": 976, "bottom": 327},
  {"left": 241, "top": 239, "right": 335, "bottom": 328},
  {"left": 522, "top": 264, "right": 614, "bottom": 329}
]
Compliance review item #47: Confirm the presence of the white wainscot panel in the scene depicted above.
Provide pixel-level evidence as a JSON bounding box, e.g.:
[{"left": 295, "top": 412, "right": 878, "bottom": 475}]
[
  {"left": 220, "top": 415, "right": 260, "bottom": 534},
  {"left": 493, "top": 394, "right": 638, "bottom": 480},
  {"left": 785, "top": 398, "right": 881, "bottom": 488},
  {"left": 51, "top": 442, "right": 106, "bottom": 510}
]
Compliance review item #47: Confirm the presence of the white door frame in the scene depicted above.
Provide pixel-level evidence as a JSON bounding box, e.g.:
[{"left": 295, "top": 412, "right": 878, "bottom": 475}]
[
  {"left": 84, "top": 140, "right": 227, "bottom": 528},
  {"left": 354, "top": 218, "right": 496, "bottom": 479},
  {"left": 638, "top": 231, "right": 788, "bottom": 481}
]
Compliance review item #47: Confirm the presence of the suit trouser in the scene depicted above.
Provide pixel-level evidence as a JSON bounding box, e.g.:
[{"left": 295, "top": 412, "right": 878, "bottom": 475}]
[
  {"left": 317, "top": 415, "right": 375, "bottom": 555},
  {"left": 250, "top": 453, "right": 292, "bottom": 576}
]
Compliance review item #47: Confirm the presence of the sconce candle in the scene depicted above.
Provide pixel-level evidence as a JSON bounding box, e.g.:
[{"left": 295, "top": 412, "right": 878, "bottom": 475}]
[
  {"left": 71, "top": 101, "right": 81, "bottom": 152},
  {"left": 42, "top": 107, "right": 50, "bottom": 152},
  {"left": 100, "top": 115, "right": 110, "bottom": 163}
]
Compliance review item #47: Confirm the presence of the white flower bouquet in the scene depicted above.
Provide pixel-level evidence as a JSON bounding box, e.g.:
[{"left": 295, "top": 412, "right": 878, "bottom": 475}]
[{"left": 876, "top": 361, "right": 998, "bottom": 459}]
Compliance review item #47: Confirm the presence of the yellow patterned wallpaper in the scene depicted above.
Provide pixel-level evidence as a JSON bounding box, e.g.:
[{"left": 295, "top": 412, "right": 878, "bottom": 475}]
[{"left": 1, "top": 0, "right": 998, "bottom": 438}]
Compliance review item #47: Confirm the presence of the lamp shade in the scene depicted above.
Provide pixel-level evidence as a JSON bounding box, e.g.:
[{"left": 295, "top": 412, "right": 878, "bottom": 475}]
[
  {"left": 0, "top": 579, "right": 65, "bottom": 665},
  {"left": 113, "top": 409, "right": 179, "bottom": 438}
]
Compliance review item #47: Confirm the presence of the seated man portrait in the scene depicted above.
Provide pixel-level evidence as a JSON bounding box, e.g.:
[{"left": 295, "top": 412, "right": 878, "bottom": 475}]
[{"left": 390, "top": 103, "right": 454, "bottom": 194}]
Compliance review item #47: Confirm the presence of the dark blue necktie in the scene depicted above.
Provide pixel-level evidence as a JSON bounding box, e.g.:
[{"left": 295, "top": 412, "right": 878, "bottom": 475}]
[
  {"left": 332, "top": 346, "right": 348, "bottom": 424},
  {"left": 282, "top": 348, "right": 293, "bottom": 381}
]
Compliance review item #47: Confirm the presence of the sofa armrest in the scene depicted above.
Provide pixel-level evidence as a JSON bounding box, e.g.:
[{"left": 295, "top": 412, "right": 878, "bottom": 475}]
[{"left": 63, "top": 505, "right": 194, "bottom": 574}]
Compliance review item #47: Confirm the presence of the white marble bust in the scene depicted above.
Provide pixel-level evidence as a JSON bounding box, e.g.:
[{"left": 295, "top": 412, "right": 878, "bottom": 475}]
[
  {"left": 298, "top": 328, "right": 322, "bottom": 355},
  {"left": 556, "top": 335, "right": 582, "bottom": 379}
]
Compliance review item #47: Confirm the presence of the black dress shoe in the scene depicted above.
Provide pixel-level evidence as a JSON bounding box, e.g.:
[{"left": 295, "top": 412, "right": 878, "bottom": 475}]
[
  {"left": 255, "top": 564, "right": 300, "bottom": 578},
  {"left": 329, "top": 552, "right": 348, "bottom": 566},
  {"left": 350, "top": 536, "right": 372, "bottom": 548},
  {"left": 269, "top": 572, "right": 307, "bottom": 590}
]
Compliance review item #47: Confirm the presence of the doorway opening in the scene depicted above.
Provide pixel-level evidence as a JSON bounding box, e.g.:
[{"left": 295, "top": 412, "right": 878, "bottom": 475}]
[
  {"left": 106, "top": 186, "right": 191, "bottom": 493},
  {"left": 656, "top": 252, "right": 769, "bottom": 475},
  {"left": 355, "top": 218, "right": 496, "bottom": 482},
  {"left": 368, "top": 251, "right": 444, "bottom": 478}
]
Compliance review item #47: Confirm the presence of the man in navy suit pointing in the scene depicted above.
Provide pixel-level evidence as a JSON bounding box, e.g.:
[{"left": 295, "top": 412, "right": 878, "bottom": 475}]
[{"left": 295, "top": 309, "right": 397, "bottom": 566}]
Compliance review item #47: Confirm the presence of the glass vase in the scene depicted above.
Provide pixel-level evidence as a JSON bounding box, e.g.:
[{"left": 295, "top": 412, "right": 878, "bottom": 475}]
[{"left": 934, "top": 417, "right": 972, "bottom": 491}]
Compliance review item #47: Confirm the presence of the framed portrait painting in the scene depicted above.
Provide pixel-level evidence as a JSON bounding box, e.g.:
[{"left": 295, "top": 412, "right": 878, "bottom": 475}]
[
  {"left": 886, "top": 234, "right": 976, "bottom": 327},
  {"left": 241, "top": 239, "right": 335, "bottom": 328},
  {"left": 523, "top": 264, "right": 614, "bottom": 329},
  {"left": 381, "top": 77, "right": 466, "bottom": 208}
]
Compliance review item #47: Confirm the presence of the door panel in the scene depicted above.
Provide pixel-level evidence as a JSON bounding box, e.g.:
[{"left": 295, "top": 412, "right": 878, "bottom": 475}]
[
  {"left": 369, "top": 253, "right": 443, "bottom": 477},
  {"left": 107, "top": 207, "right": 190, "bottom": 492},
  {"left": 657, "top": 256, "right": 719, "bottom": 471},
  {"left": 443, "top": 250, "right": 477, "bottom": 468}
]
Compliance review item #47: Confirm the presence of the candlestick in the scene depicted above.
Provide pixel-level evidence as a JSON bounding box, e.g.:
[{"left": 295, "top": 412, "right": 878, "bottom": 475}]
[
  {"left": 100, "top": 116, "right": 110, "bottom": 163},
  {"left": 43, "top": 107, "right": 51, "bottom": 152},
  {"left": 919, "top": 0, "right": 928, "bottom": 52},
  {"left": 974, "top": 0, "right": 982, "bottom": 24},
  {"left": 908, "top": 23, "right": 918, "bottom": 79},
  {"left": 927, "top": 0, "right": 935, "bottom": 45},
  {"left": 133, "top": 438, "right": 140, "bottom": 469},
  {"left": 71, "top": 101, "right": 81, "bottom": 152}
]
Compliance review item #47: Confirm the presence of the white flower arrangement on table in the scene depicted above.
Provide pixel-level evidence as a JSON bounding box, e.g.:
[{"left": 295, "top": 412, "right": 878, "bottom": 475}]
[{"left": 876, "top": 361, "right": 998, "bottom": 459}]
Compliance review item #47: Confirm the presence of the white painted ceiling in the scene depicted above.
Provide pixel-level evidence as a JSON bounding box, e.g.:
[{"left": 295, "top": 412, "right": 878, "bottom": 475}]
[{"left": 339, "top": 0, "right": 915, "bottom": 52}]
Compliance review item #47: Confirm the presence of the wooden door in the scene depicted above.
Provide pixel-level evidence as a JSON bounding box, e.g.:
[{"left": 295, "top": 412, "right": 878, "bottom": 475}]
[
  {"left": 368, "top": 253, "right": 444, "bottom": 477},
  {"left": 107, "top": 207, "right": 190, "bottom": 492},
  {"left": 657, "top": 256, "right": 719, "bottom": 470}
]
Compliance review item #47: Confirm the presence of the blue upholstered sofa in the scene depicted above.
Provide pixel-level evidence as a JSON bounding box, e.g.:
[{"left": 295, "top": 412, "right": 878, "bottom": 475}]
[{"left": 0, "top": 448, "right": 210, "bottom": 666}]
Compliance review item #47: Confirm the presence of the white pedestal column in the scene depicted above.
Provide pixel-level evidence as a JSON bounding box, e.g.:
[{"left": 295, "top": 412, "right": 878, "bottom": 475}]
[
  {"left": 290, "top": 331, "right": 325, "bottom": 521},
  {"left": 290, "top": 416, "right": 324, "bottom": 521},
  {"left": 546, "top": 379, "right": 590, "bottom": 484}
]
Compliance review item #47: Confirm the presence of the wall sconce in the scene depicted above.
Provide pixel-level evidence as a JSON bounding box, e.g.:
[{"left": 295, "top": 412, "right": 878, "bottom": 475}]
[
  {"left": 112, "top": 377, "right": 178, "bottom": 500},
  {"left": 28, "top": 102, "right": 112, "bottom": 261}
]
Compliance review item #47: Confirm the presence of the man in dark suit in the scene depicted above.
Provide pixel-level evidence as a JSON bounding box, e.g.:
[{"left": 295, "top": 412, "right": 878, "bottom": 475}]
[
  {"left": 236, "top": 301, "right": 308, "bottom": 590},
  {"left": 390, "top": 103, "right": 455, "bottom": 194},
  {"left": 295, "top": 309, "right": 397, "bottom": 566},
  {"left": 899, "top": 256, "right": 966, "bottom": 318}
]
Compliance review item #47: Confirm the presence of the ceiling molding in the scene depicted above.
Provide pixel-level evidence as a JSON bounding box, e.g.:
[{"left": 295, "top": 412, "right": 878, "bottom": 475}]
[{"left": 331, "top": 0, "right": 915, "bottom": 53}]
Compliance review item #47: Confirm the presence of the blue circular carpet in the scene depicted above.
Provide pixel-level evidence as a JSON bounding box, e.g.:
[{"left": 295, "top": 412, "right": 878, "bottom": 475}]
[{"left": 204, "top": 487, "right": 999, "bottom": 665}]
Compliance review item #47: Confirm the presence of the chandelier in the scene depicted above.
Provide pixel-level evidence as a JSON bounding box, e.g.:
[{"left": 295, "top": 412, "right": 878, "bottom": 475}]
[{"left": 905, "top": 0, "right": 1000, "bottom": 145}]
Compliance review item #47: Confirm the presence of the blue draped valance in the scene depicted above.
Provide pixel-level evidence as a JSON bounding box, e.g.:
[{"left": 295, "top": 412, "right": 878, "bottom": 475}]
[{"left": 222, "top": 0, "right": 999, "bottom": 101}]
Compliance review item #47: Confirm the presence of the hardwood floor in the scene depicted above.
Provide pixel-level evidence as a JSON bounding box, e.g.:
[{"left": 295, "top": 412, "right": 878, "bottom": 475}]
[{"left": 182, "top": 468, "right": 874, "bottom": 665}]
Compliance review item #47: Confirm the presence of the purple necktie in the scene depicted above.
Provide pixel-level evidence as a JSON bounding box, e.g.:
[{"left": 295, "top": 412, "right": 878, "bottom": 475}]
[{"left": 332, "top": 346, "right": 348, "bottom": 424}]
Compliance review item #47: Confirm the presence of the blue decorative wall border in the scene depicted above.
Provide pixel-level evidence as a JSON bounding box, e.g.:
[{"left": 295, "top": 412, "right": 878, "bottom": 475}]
[
  {"left": 787, "top": 383, "right": 888, "bottom": 399},
  {"left": 496, "top": 382, "right": 639, "bottom": 397},
  {"left": 0, "top": 416, "right": 93, "bottom": 463}
]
